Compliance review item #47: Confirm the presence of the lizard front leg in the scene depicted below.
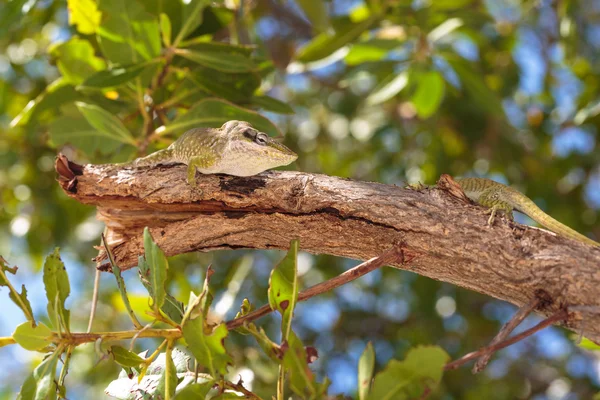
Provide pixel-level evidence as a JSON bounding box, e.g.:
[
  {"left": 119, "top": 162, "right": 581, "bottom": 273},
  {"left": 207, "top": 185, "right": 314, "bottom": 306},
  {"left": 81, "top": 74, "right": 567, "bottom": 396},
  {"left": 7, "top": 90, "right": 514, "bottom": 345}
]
[
  {"left": 186, "top": 152, "right": 218, "bottom": 186},
  {"left": 478, "top": 189, "right": 514, "bottom": 226}
]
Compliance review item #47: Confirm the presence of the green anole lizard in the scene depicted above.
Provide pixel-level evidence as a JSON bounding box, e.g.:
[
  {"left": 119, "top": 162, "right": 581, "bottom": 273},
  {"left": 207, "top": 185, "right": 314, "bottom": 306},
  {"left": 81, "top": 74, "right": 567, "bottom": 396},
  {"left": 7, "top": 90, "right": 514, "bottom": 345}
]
[
  {"left": 455, "top": 177, "right": 599, "bottom": 247},
  {"left": 129, "top": 120, "right": 298, "bottom": 185}
]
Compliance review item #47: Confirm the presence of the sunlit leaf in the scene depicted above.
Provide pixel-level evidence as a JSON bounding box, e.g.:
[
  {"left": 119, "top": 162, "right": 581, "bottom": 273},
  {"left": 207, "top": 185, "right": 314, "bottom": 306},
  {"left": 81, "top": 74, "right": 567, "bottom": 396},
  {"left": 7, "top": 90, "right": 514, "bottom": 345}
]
[
  {"left": 296, "top": 0, "right": 330, "bottom": 33},
  {"left": 368, "top": 346, "right": 449, "bottom": 400},
  {"left": 42, "top": 248, "right": 71, "bottom": 332},
  {"left": 268, "top": 239, "right": 299, "bottom": 340},
  {"left": 138, "top": 228, "right": 169, "bottom": 311},
  {"left": 97, "top": 0, "right": 161, "bottom": 64},
  {"left": 358, "top": 342, "right": 375, "bottom": 400},
  {"left": 67, "top": 0, "right": 101, "bottom": 34},
  {"left": 175, "top": 48, "right": 256, "bottom": 73},
  {"left": 345, "top": 39, "right": 403, "bottom": 65},
  {"left": 17, "top": 350, "right": 60, "bottom": 400},
  {"left": 174, "top": 381, "right": 214, "bottom": 399},
  {"left": 296, "top": 16, "right": 377, "bottom": 63},
  {"left": 251, "top": 95, "right": 294, "bottom": 114},
  {"left": 412, "top": 70, "right": 445, "bottom": 118},
  {"left": 160, "top": 13, "right": 172, "bottom": 46},
  {"left": 159, "top": 98, "right": 280, "bottom": 137},
  {"left": 49, "top": 115, "right": 128, "bottom": 155},
  {"left": 80, "top": 61, "right": 157, "bottom": 88},
  {"left": 174, "top": 0, "right": 211, "bottom": 45},
  {"left": 12, "top": 322, "right": 52, "bottom": 351},
  {"left": 366, "top": 71, "right": 408, "bottom": 105},
  {"left": 75, "top": 102, "right": 137, "bottom": 146},
  {"left": 427, "top": 18, "right": 463, "bottom": 43},
  {"left": 51, "top": 36, "right": 107, "bottom": 85}
]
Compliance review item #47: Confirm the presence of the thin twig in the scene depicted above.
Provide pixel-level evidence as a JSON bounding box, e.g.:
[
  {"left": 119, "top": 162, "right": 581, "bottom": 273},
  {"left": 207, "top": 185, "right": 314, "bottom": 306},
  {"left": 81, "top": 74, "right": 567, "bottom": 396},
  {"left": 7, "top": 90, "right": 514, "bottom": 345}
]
[
  {"left": 472, "top": 297, "right": 541, "bottom": 373},
  {"left": 226, "top": 247, "right": 404, "bottom": 330},
  {"left": 445, "top": 308, "right": 569, "bottom": 371},
  {"left": 87, "top": 269, "right": 101, "bottom": 333}
]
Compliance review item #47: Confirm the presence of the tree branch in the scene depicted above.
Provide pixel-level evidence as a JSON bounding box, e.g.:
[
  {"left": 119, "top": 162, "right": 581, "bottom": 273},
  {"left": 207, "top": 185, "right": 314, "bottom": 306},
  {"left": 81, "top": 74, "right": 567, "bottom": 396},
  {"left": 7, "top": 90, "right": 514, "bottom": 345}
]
[{"left": 54, "top": 157, "right": 600, "bottom": 342}]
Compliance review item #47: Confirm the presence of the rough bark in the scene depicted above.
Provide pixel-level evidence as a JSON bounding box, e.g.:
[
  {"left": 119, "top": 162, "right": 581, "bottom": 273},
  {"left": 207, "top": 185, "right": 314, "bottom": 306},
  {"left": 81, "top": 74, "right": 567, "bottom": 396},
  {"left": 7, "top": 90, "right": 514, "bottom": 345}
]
[{"left": 55, "top": 156, "right": 600, "bottom": 342}]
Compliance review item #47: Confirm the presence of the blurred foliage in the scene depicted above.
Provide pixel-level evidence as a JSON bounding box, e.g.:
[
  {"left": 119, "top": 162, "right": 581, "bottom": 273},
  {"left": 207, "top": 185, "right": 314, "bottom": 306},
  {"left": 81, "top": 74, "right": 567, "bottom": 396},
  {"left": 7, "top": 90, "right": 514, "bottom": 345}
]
[{"left": 1, "top": 0, "right": 600, "bottom": 398}]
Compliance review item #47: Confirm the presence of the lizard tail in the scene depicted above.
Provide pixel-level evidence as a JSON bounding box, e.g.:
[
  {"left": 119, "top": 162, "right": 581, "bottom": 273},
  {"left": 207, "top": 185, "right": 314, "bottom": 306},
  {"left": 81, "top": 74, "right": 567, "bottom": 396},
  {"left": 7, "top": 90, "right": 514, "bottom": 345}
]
[
  {"left": 505, "top": 191, "right": 600, "bottom": 247},
  {"left": 130, "top": 148, "right": 175, "bottom": 167}
]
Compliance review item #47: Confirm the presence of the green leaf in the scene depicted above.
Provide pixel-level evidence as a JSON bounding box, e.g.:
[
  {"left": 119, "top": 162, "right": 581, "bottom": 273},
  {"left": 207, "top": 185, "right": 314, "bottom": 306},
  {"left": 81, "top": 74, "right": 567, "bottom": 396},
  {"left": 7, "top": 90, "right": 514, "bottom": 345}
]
[
  {"left": 427, "top": 18, "right": 463, "bottom": 43},
  {"left": 49, "top": 115, "right": 128, "bottom": 156},
  {"left": 345, "top": 39, "right": 403, "bottom": 65},
  {"left": 10, "top": 79, "right": 81, "bottom": 127},
  {"left": 443, "top": 53, "right": 503, "bottom": 115},
  {"left": 358, "top": 342, "right": 375, "bottom": 400},
  {"left": 296, "top": 0, "right": 330, "bottom": 33},
  {"left": 181, "top": 271, "right": 232, "bottom": 377},
  {"left": 80, "top": 62, "right": 156, "bottom": 88},
  {"left": 366, "top": 72, "right": 408, "bottom": 105},
  {"left": 186, "top": 68, "right": 261, "bottom": 104},
  {"left": 251, "top": 95, "right": 294, "bottom": 114},
  {"left": 160, "top": 13, "right": 172, "bottom": 46},
  {"left": 268, "top": 239, "right": 299, "bottom": 340},
  {"left": 1, "top": 257, "right": 35, "bottom": 322},
  {"left": 411, "top": 70, "right": 445, "bottom": 118},
  {"left": 173, "top": 0, "right": 211, "bottom": 45},
  {"left": 282, "top": 331, "right": 327, "bottom": 397},
  {"left": 175, "top": 382, "right": 215, "bottom": 399},
  {"left": 75, "top": 102, "right": 137, "bottom": 146},
  {"left": 110, "top": 345, "right": 145, "bottom": 369},
  {"left": 67, "top": 0, "right": 102, "bottom": 34},
  {"left": 368, "top": 346, "right": 449, "bottom": 400},
  {"left": 577, "top": 337, "right": 600, "bottom": 350},
  {"left": 140, "top": 227, "right": 168, "bottom": 311},
  {"left": 51, "top": 36, "right": 107, "bottom": 85},
  {"left": 12, "top": 322, "right": 52, "bottom": 351},
  {"left": 43, "top": 248, "right": 71, "bottom": 332},
  {"left": 97, "top": 0, "right": 161, "bottom": 64},
  {"left": 160, "top": 98, "right": 280, "bottom": 137},
  {"left": 175, "top": 48, "right": 257, "bottom": 73},
  {"left": 296, "top": 16, "right": 376, "bottom": 63},
  {"left": 17, "top": 351, "right": 60, "bottom": 400}
]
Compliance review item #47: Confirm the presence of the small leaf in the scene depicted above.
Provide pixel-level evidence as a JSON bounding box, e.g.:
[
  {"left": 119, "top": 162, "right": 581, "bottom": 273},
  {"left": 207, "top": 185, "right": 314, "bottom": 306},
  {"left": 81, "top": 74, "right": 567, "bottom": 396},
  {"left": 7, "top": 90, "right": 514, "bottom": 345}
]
[
  {"left": 17, "top": 350, "right": 60, "bottom": 400},
  {"left": 181, "top": 271, "right": 232, "bottom": 377},
  {"left": 175, "top": 48, "right": 256, "bottom": 73},
  {"left": 12, "top": 322, "right": 52, "bottom": 351},
  {"left": 43, "top": 248, "right": 71, "bottom": 332},
  {"left": 296, "top": 0, "right": 330, "bottom": 33},
  {"left": 296, "top": 16, "right": 376, "bottom": 63},
  {"left": 368, "top": 346, "right": 449, "bottom": 400},
  {"left": 268, "top": 239, "right": 299, "bottom": 340},
  {"left": 160, "top": 98, "right": 280, "bottom": 137},
  {"left": 366, "top": 72, "right": 408, "bottom": 105},
  {"left": 345, "top": 39, "right": 404, "bottom": 65},
  {"left": 358, "top": 342, "right": 375, "bottom": 400},
  {"left": 251, "top": 95, "right": 294, "bottom": 114},
  {"left": 0, "top": 258, "right": 35, "bottom": 322},
  {"left": 110, "top": 345, "right": 145, "bottom": 369},
  {"left": 577, "top": 337, "right": 600, "bottom": 351},
  {"left": 411, "top": 70, "right": 445, "bottom": 118},
  {"left": 67, "top": 0, "right": 101, "bottom": 34},
  {"left": 141, "top": 227, "right": 168, "bottom": 311},
  {"left": 160, "top": 13, "right": 172, "bottom": 46},
  {"left": 80, "top": 62, "right": 155, "bottom": 88},
  {"left": 75, "top": 102, "right": 137, "bottom": 146}
]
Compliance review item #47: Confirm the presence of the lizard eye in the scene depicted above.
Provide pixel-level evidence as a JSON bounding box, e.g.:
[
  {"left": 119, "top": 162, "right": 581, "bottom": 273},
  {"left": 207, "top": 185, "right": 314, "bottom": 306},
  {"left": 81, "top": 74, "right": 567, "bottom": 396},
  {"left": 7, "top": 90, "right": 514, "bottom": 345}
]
[{"left": 255, "top": 133, "right": 268, "bottom": 145}]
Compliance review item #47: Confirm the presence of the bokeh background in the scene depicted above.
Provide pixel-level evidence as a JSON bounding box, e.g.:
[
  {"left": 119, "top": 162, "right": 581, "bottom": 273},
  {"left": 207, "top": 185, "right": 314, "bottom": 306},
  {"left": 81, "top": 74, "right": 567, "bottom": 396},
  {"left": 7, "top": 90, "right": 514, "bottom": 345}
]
[{"left": 1, "top": 0, "right": 600, "bottom": 398}]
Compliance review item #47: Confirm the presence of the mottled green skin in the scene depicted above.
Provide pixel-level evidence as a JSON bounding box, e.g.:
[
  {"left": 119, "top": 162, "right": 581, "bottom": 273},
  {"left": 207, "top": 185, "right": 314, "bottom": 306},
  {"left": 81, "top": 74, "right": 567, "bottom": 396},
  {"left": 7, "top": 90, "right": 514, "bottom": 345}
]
[
  {"left": 132, "top": 121, "right": 298, "bottom": 185},
  {"left": 456, "top": 177, "right": 599, "bottom": 247}
]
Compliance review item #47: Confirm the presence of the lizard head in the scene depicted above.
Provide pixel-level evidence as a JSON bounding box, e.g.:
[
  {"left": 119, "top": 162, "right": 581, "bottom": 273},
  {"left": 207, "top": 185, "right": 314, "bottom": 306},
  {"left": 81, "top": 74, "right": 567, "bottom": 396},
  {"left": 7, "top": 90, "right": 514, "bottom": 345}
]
[{"left": 221, "top": 120, "right": 298, "bottom": 175}]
